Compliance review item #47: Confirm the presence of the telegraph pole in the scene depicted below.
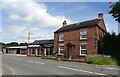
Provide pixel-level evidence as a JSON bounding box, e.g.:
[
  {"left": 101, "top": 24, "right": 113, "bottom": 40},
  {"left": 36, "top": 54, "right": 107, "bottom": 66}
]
[
  {"left": 28, "top": 32, "right": 30, "bottom": 44},
  {"left": 27, "top": 32, "right": 30, "bottom": 56}
]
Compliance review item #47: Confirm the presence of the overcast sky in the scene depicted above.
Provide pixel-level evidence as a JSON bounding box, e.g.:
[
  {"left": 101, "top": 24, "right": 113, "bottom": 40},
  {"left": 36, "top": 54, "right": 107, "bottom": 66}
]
[{"left": 1, "top": 0, "right": 119, "bottom": 43}]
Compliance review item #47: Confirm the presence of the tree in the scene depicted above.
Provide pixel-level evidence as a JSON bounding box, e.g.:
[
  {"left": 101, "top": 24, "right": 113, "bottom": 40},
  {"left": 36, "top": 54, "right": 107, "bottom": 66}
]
[
  {"left": 0, "top": 42, "right": 5, "bottom": 45},
  {"left": 109, "top": 1, "right": 120, "bottom": 23},
  {"left": 10, "top": 42, "right": 18, "bottom": 46},
  {"left": 19, "top": 42, "right": 27, "bottom": 46},
  {"left": 98, "top": 32, "right": 120, "bottom": 65}
]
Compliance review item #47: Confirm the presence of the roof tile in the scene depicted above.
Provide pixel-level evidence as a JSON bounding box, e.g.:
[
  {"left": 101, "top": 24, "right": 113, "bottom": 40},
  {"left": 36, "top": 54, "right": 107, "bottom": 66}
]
[{"left": 54, "top": 18, "right": 100, "bottom": 33}]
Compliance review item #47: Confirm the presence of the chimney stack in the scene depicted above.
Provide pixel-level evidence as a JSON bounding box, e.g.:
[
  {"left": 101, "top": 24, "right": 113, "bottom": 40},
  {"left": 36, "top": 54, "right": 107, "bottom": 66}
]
[
  {"left": 63, "top": 20, "right": 67, "bottom": 26},
  {"left": 98, "top": 13, "right": 103, "bottom": 19}
]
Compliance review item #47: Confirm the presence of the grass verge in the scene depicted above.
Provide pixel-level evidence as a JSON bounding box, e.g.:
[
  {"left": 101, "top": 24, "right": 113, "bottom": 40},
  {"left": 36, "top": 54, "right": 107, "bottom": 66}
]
[{"left": 84, "top": 55, "right": 118, "bottom": 66}]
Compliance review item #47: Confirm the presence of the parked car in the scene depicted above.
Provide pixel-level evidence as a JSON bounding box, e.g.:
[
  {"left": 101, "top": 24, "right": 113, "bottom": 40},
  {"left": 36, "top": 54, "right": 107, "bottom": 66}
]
[{"left": 21, "top": 51, "right": 27, "bottom": 55}]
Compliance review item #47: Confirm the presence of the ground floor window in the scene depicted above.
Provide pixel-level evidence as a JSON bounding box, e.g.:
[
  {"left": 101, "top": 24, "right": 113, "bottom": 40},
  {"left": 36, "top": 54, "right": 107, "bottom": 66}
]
[
  {"left": 21, "top": 49, "right": 27, "bottom": 55},
  {"left": 21, "top": 49, "right": 27, "bottom": 51},
  {"left": 8, "top": 49, "right": 16, "bottom": 54},
  {"left": 29, "top": 48, "right": 34, "bottom": 54},
  {"left": 80, "top": 44, "right": 87, "bottom": 55},
  {"left": 59, "top": 44, "right": 64, "bottom": 55},
  {"left": 37, "top": 48, "right": 42, "bottom": 56},
  {"left": 46, "top": 48, "right": 53, "bottom": 55}
]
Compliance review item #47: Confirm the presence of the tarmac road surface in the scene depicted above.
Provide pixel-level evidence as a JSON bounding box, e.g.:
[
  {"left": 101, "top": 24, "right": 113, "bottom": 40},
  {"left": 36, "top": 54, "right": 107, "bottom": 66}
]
[{"left": 2, "top": 54, "right": 120, "bottom": 77}]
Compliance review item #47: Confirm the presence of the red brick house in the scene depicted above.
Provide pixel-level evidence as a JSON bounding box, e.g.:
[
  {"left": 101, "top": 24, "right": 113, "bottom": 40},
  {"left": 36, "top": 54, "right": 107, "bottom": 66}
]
[{"left": 54, "top": 13, "right": 107, "bottom": 59}]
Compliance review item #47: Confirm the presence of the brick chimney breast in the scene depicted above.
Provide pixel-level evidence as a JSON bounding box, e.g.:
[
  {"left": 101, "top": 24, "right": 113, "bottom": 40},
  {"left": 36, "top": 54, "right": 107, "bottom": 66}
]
[
  {"left": 63, "top": 20, "right": 67, "bottom": 26},
  {"left": 98, "top": 13, "right": 103, "bottom": 19}
]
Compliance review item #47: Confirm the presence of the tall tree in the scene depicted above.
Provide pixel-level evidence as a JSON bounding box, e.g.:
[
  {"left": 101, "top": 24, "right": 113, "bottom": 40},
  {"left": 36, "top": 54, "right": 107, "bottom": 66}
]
[
  {"left": 98, "top": 32, "right": 120, "bottom": 65},
  {"left": 109, "top": 1, "right": 120, "bottom": 23}
]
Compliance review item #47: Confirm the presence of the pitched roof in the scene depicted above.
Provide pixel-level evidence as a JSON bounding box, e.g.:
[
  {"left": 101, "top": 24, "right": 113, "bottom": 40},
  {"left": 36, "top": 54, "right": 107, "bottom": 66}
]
[
  {"left": 29, "top": 39, "right": 54, "bottom": 44},
  {"left": 54, "top": 18, "right": 100, "bottom": 33}
]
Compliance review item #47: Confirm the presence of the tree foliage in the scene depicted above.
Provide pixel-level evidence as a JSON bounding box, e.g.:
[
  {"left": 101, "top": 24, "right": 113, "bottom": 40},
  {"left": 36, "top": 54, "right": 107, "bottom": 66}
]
[
  {"left": 2, "top": 42, "right": 27, "bottom": 49},
  {"left": 19, "top": 42, "right": 27, "bottom": 46},
  {"left": 98, "top": 32, "right": 120, "bottom": 65},
  {"left": 109, "top": 1, "right": 120, "bottom": 23}
]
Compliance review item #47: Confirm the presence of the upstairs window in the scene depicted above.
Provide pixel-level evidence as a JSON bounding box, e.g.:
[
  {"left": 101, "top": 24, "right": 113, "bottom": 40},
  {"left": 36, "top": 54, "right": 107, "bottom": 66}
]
[
  {"left": 80, "top": 29, "right": 87, "bottom": 39},
  {"left": 59, "top": 33, "right": 64, "bottom": 41}
]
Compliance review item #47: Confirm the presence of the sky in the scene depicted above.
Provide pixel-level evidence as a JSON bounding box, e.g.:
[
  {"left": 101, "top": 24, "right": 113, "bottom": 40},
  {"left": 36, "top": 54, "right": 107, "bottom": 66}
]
[{"left": 0, "top": 0, "right": 119, "bottom": 43}]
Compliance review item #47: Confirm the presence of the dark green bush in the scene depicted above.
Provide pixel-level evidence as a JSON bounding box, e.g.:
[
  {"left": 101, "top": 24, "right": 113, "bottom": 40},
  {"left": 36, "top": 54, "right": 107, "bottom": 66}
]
[{"left": 98, "top": 32, "right": 120, "bottom": 65}]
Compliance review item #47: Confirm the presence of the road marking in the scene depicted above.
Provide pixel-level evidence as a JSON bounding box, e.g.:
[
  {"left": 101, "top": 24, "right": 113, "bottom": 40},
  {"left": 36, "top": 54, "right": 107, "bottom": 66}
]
[
  {"left": 58, "top": 66, "right": 108, "bottom": 76},
  {"left": 12, "top": 58, "right": 22, "bottom": 61},
  {"left": 96, "top": 66, "right": 120, "bottom": 71},
  {"left": 2, "top": 65, "right": 15, "bottom": 76},
  {"left": 114, "top": 68, "right": 120, "bottom": 71},
  {"left": 27, "top": 60, "right": 33, "bottom": 63},
  {"left": 34, "top": 61, "right": 45, "bottom": 64},
  {"left": 27, "top": 60, "right": 45, "bottom": 64},
  {"left": 105, "top": 67, "right": 120, "bottom": 71},
  {"left": 106, "top": 67, "right": 114, "bottom": 70},
  {"left": 94, "top": 72, "right": 108, "bottom": 76},
  {"left": 96, "top": 66, "right": 101, "bottom": 68}
]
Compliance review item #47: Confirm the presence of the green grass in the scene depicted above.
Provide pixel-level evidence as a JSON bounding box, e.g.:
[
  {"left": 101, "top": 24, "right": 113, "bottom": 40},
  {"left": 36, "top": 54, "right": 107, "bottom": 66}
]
[{"left": 84, "top": 55, "right": 117, "bottom": 65}]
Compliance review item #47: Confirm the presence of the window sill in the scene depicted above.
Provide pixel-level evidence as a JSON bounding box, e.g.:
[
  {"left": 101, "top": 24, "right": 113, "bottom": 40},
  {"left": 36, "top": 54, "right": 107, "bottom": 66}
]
[
  {"left": 80, "top": 39, "right": 87, "bottom": 41},
  {"left": 59, "top": 41, "right": 64, "bottom": 43},
  {"left": 58, "top": 53, "right": 64, "bottom": 55},
  {"left": 80, "top": 54, "right": 87, "bottom": 56},
  {"left": 59, "top": 40, "right": 64, "bottom": 42}
]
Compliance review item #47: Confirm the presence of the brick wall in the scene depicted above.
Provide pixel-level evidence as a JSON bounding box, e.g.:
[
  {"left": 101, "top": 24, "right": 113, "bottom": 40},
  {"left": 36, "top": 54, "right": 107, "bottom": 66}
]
[{"left": 54, "top": 19, "right": 107, "bottom": 58}]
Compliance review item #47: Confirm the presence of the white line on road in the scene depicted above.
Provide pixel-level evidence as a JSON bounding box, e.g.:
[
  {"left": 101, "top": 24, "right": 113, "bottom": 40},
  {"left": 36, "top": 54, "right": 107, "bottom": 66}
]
[
  {"left": 34, "top": 61, "right": 45, "bottom": 64},
  {"left": 106, "top": 67, "right": 114, "bottom": 70},
  {"left": 96, "top": 66, "right": 120, "bottom": 71},
  {"left": 27, "top": 60, "right": 33, "bottom": 63},
  {"left": 12, "top": 58, "right": 22, "bottom": 61},
  {"left": 2, "top": 65, "right": 15, "bottom": 76},
  {"left": 114, "top": 68, "right": 120, "bottom": 71},
  {"left": 26, "top": 60, "right": 45, "bottom": 64},
  {"left": 58, "top": 66, "right": 108, "bottom": 76}
]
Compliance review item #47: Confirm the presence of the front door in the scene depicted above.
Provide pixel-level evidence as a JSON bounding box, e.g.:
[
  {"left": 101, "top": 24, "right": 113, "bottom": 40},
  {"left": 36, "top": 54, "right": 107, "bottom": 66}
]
[
  {"left": 67, "top": 45, "right": 72, "bottom": 59},
  {"left": 16, "top": 48, "right": 20, "bottom": 54},
  {"left": 37, "top": 48, "right": 42, "bottom": 56}
]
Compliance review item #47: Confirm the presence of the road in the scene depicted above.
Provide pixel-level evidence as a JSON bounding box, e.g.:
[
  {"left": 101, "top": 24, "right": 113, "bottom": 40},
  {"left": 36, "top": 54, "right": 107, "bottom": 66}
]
[{"left": 2, "top": 54, "right": 120, "bottom": 77}]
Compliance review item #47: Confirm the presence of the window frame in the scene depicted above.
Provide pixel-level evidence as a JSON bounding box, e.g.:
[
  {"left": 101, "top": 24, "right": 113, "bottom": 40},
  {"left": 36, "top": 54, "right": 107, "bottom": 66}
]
[
  {"left": 80, "top": 29, "right": 87, "bottom": 40},
  {"left": 59, "top": 33, "right": 64, "bottom": 41},
  {"left": 58, "top": 44, "right": 64, "bottom": 55},
  {"left": 80, "top": 44, "right": 87, "bottom": 56}
]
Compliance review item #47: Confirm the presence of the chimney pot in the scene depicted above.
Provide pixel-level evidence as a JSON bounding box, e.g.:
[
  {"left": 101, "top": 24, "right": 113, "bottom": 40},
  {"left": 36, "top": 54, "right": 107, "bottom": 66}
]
[
  {"left": 98, "top": 13, "right": 103, "bottom": 19},
  {"left": 63, "top": 20, "right": 67, "bottom": 26}
]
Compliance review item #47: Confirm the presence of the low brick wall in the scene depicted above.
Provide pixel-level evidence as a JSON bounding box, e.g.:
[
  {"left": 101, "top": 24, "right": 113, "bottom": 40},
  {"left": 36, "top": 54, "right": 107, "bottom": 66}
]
[{"left": 63, "top": 59, "right": 84, "bottom": 62}]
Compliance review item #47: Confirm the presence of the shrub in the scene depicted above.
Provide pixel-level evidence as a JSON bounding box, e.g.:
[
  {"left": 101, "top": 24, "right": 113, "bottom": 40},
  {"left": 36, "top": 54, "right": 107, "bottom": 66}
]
[{"left": 84, "top": 55, "right": 117, "bottom": 65}]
